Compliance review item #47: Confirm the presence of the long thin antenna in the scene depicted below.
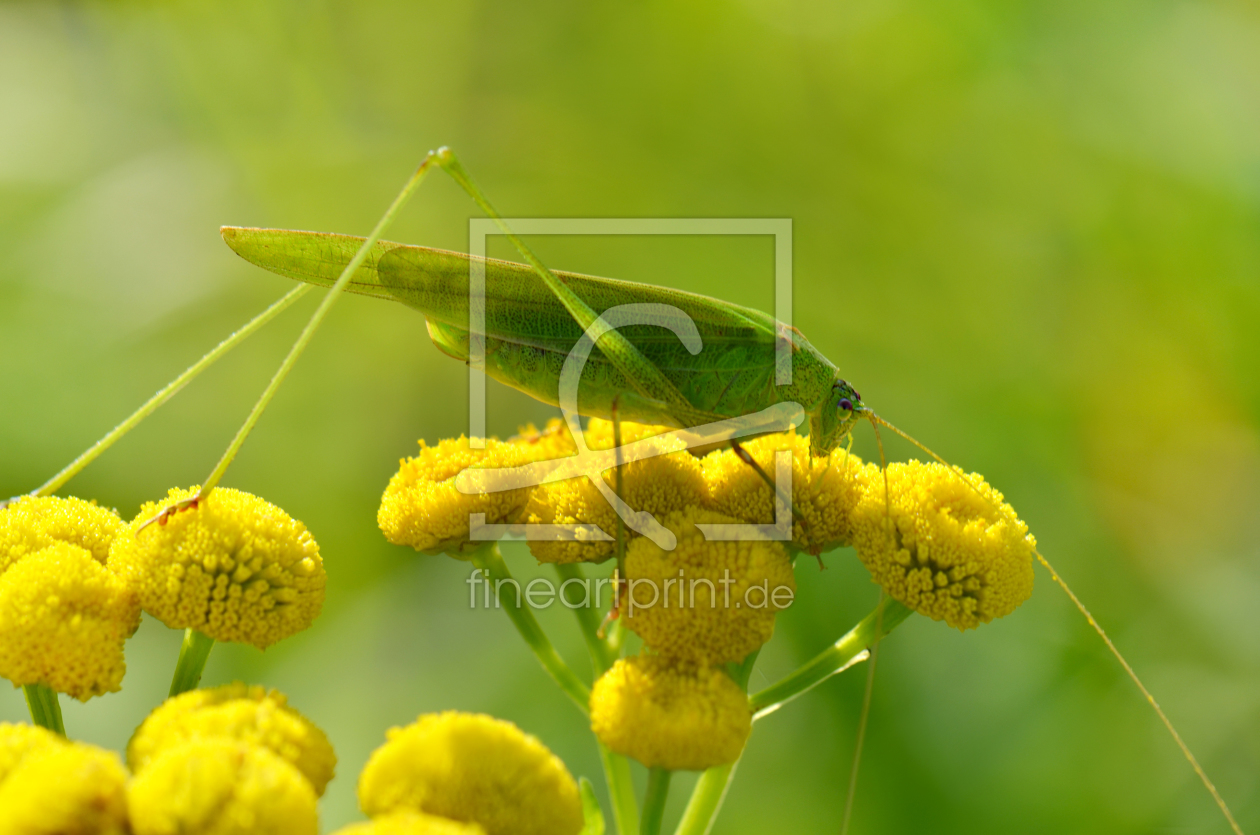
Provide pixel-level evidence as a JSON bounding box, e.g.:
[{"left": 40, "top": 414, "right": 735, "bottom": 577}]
[
  {"left": 866, "top": 411, "right": 1244, "bottom": 835},
  {"left": 841, "top": 591, "right": 885, "bottom": 835}
]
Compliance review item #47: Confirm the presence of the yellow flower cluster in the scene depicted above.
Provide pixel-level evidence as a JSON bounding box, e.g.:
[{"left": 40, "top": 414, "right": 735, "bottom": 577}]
[
  {"left": 128, "top": 738, "right": 318, "bottom": 835},
  {"left": 0, "top": 726, "right": 129, "bottom": 835},
  {"left": 0, "top": 541, "right": 140, "bottom": 700},
  {"left": 358, "top": 711, "right": 583, "bottom": 835},
  {"left": 524, "top": 419, "right": 708, "bottom": 564},
  {"left": 589, "top": 654, "right": 751, "bottom": 771},
  {"left": 378, "top": 420, "right": 576, "bottom": 556},
  {"left": 109, "top": 487, "right": 326, "bottom": 649},
  {"left": 623, "top": 508, "right": 795, "bottom": 665},
  {"left": 128, "top": 683, "right": 337, "bottom": 796},
  {"left": 848, "top": 461, "right": 1035, "bottom": 629},
  {"left": 0, "top": 495, "right": 123, "bottom": 573}
]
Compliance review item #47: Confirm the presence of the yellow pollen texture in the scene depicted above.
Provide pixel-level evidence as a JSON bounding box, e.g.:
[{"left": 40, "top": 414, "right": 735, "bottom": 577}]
[
  {"left": 590, "top": 654, "right": 751, "bottom": 771},
  {"left": 378, "top": 420, "right": 577, "bottom": 556},
  {"left": 0, "top": 495, "right": 123, "bottom": 574},
  {"left": 623, "top": 508, "right": 795, "bottom": 665},
  {"left": 128, "top": 683, "right": 336, "bottom": 796},
  {"left": 525, "top": 419, "right": 708, "bottom": 564},
  {"left": 0, "top": 740, "right": 130, "bottom": 835},
  {"left": 849, "top": 460, "right": 1035, "bottom": 629},
  {"left": 329, "top": 811, "right": 487, "bottom": 835},
  {"left": 127, "top": 738, "right": 318, "bottom": 835},
  {"left": 0, "top": 722, "right": 65, "bottom": 784},
  {"left": 702, "top": 430, "right": 874, "bottom": 555},
  {"left": 109, "top": 487, "right": 325, "bottom": 649},
  {"left": 358, "top": 711, "right": 583, "bottom": 835},
  {"left": 0, "top": 542, "right": 140, "bottom": 701}
]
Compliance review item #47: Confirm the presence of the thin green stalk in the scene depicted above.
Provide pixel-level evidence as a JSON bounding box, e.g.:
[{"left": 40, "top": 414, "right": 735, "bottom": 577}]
[
  {"left": 554, "top": 563, "right": 618, "bottom": 673},
  {"left": 641, "top": 768, "right": 673, "bottom": 835},
  {"left": 599, "top": 740, "right": 641, "bottom": 835},
  {"left": 23, "top": 684, "right": 64, "bottom": 736},
  {"left": 674, "top": 763, "right": 736, "bottom": 835},
  {"left": 168, "top": 628, "right": 216, "bottom": 697},
  {"left": 840, "top": 593, "right": 885, "bottom": 835},
  {"left": 749, "top": 598, "right": 911, "bottom": 715},
  {"left": 553, "top": 563, "right": 637, "bottom": 834},
  {"left": 197, "top": 156, "right": 436, "bottom": 498},
  {"left": 30, "top": 285, "right": 309, "bottom": 499},
  {"left": 471, "top": 545, "right": 590, "bottom": 712}
]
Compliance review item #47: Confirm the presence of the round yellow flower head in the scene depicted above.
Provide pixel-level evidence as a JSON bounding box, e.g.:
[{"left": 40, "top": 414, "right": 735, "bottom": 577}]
[
  {"left": 378, "top": 420, "right": 576, "bottom": 556},
  {"left": 0, "top": 542, "right": 140, "bottom": 700},
  {"left": 109, "top": 487, "right": 325, "bottom": 649},
  {"left": 128, "top": 682, "right": 336, "bottom": 796},
  {"left": 330, "top": 811, "right": 486, "bottom": 835},
  {"left": 589, "top": 654, "right": 751, "bottom": 771},
  {"left": 0, "top": 741, "right": 129, "bottom": 835},
  {"left": 0, "top": 722, "right": 65, "bottom": 783},
  {"left": 623, "top": 507, "right": 795, "bottom": 664},
  {"left": 0, "top": 495, "right": 123, "bottom": 574},
  {"left": 358, "top": 711, "right": 583, "bottom": 835},
  {"left": 127, "top": 738, "right": 318, "bottom": 835},
  {"left": 702, "top": 430, "right": 875, "bottom": 555},
  {"left": 525, "top": 419, "right": 708, "bottom": 564},
  {"left": 849, "top": 460, "right": 1035, "bottom": 629}
]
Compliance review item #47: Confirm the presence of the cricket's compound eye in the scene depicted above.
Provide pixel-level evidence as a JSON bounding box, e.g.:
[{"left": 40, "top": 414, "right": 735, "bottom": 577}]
[{"left": 838, "top": 398, "right": 854, "bottom": 413}]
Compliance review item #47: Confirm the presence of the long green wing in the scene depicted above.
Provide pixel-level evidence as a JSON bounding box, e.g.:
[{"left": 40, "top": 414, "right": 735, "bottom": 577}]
[{"left": 221, "top": 226, "right": 836, "bottom": 417}]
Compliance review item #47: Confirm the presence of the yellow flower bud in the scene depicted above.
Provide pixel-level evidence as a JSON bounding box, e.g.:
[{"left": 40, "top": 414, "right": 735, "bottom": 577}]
[
  {"left": 0, "top": 542, "right": 140, "bottom": 700},
  {"left": 0, "top": 741, "right": 129, "bottom": 835},
  {"left": 128, "top": 683, "right": 336, "bottom": 796},
  {"left": 330, "top": 811, "right": 486, "bottom": 835},
  {"left": 109, "top": 487, "right": 325, "bottom": 649},
  {"left": 0, "top": 722, "right": 64, "bottom": 783},
  {"left": 590, "top": 655, "right": 751, "bottom": 771},
  {"left": 358, "top": 711, "right": 583, "bottom": 835},
  {"left": 378, "top": 420, "right": 576, "bottom": 556},
  {"left": 0, "top": 495, "right": 123, "bottom": 574},
  {"left": 127, "top": 738, "right": 318, "bottom": 835},
  {"left": 623, "top": 508, "right": 795, "bottom": 665},
  {"left": 702, "top": 431, "right": 874, "bottom": 554},
  {"left": 850, "top": 460, "right": 1035, "bottom": 629},
  {"left": 524, "top": 419, "right": 708, "bottom": 564}
]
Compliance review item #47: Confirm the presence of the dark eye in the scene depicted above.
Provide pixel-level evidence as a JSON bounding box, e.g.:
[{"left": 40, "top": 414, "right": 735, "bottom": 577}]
[{"left": 838, "top": 398, "right": 853, "bottom": 412}]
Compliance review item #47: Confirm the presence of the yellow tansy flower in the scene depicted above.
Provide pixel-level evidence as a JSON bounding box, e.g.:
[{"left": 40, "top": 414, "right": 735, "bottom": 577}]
[
  {"left": 109, "top": 487, "right": 325, "bottom": 649},
  {"left": 702, "top": 430, "right": 874, "bottom": 555},
  {"left": 0, "top": 495, "right": 123, "bottom": 574},
  {"left": 0, "top": 741, "right": 129, "bottom": 835},
  {"left": 127, "top": 738, "right": 318, "bottom": 835},
  {"left": 589, "top": 654, "right": 751, "bottom": 771},
  {"left": 128, "top": 683, "right": 336, "bottom": 796},
  {"left": 524, "top": 419, "right": 708, "bottom": 564},
  {"left": 378, "top": 420, "right": 576, "bottom": 556},
  {"left": 358, "top": 711, "right": 583, "bottom": 835},
  {"left": 0, "top": 542, "right": 140, "bottom": 700},
  {"left": 0, "top": 722, "right": 64, "bottom": 783},
  {"left": 623, "top": 508, "right": 795, "bottom": 665},
  {"left": 330, "top": 812, "right": 486, "bottom": 835},
  {"left": 849, "top": 460, "right": 1035, "bottom": 629}
]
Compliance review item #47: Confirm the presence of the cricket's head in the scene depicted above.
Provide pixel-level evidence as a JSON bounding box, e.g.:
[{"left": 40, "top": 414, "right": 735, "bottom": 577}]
[{"left": 809, "top": 376, "right": 865, "bottom": 458}]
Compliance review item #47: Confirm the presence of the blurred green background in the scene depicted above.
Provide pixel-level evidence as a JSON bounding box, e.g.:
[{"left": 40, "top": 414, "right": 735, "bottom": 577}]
[{"left": 2, "top": 0, "right": 1258, "bottom": 831}]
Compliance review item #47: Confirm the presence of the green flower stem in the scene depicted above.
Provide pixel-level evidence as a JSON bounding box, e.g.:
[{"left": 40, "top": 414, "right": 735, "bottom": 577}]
[
  {"left": 30, "top": 285, "right": 310, "bottom": 499},
  {"left": 599, "top": 740, "right": 641, "bottom": 835},
  {"left": 471, "top": 545, "right": 590, "bottom": 713},
  {"left": 168, "top": 628, "right": 216, "bottom": 697},
  {"left": 198, "top": 155, "right": 435, "bottom": 497},
  {"left": 748, "top": 598, "right": 912, "bottom": 715},
  {"left": 553, "top": 563, "right": 638, "bottom": 834},
  {"left": 23, "top": 684, "right": 65, "bottom": 736},
  {"left": 641, "top": 768, "right": 673, "bottom": 835},
  {"left": 674, "top": 763, "right": 736, "bottom": 835},
  {"left": 554, "top": 563, "right": 618, "bottom": 673}
]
